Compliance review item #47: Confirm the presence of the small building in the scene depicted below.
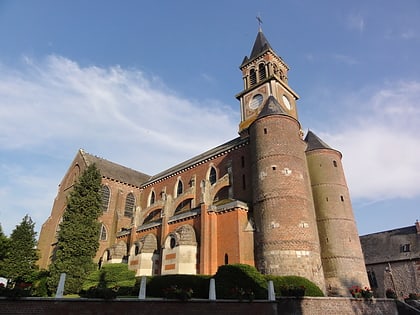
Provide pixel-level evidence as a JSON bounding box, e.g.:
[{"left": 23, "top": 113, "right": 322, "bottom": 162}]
[{"left": 360, "top": 221, "right": 420, "bottom": 298}]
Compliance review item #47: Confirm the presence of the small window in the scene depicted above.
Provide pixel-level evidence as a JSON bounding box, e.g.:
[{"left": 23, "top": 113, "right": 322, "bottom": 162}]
[
  {"left": 333, "top": 160, "right": 338, "bottom": 167},
  {"left": 249, "top": 69, "right": 257, "bottom": 86},
  {"left": 176, "top": 180, "right": 183, "bottom": 197},
  {"left": 258, "top": 63, "right": 266, "bottom": 81},
  {"left": 100, "top": 224, "right": 107, "bottom": 241},
  {"left": 340, "top": 195, "right": 344, "bottom": 202},
  {"left": 400, "top": 244, "right": 411, "bottom": 253},
  {"left": 170, "top": 236, "right": 176, "bottom": 249},
  {"left": 224, "top": 253, "right": 229, "bottom": 265},
  {"left": 209, "top": 167, "right": 217, "bottom": 185},
  {"left": 124, "top": 193, "right": 135, "bottom": 217},
  {"left": 264, "top": 128, "right": 267, "bottom": 134},
  {"left": 134, "top": 244, "right": 140, "bottom": 255},
  {"left": 367, "top": 270, "right": 378, "bottom": 289},
  {"left": 241, "top": 156, "right": 245, "bottom": 168},
  {"left": 149, "top": 191, "right": 155, "bottom": 206},
  {"left": 101, "top": 185, "right": 110, "bottom": 212}
]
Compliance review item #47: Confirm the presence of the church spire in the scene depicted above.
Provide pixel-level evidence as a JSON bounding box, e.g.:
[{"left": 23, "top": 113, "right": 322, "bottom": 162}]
[{"left": 236, "top": 28, "right": 299, "bottom": 136}]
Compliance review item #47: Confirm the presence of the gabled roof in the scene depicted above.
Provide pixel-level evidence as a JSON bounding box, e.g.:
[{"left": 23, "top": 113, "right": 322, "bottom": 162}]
[
  {"left": 304, "top": 130, "right": 333, "bottom": 151},
  {"left": 80, "top": 149, "right": 150, "bottom": 187}
]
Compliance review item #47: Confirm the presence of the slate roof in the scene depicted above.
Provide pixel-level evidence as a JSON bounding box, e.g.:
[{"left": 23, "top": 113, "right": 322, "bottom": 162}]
[
  {"left": 142, "top": 137, "right": 249, "bottom": 186},
  {"left": 80, "top": 149, "right": 150, "bottom": 187},
  {"left": 304, "top": 130, "right": 333, "bottom": 151},
  {"left": 241, "top": 29, "right": 274, "bottom": 67},
  {"left": 257, "top": 95, "right": 287, "bottom": 119}
]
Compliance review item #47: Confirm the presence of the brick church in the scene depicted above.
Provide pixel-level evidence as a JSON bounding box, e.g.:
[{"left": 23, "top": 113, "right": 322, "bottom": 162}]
[{"left": 37, "top": 29, "right": 369, "bottom": 296}]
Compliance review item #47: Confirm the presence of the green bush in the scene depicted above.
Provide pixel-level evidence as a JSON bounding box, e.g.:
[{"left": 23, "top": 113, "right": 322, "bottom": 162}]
[
  {"left": 81, "top": 263, "right": 136, "bottom": 296},
  {"left": 214, "top": 264, "right": 267, "bottom": 300},
  {"left": 265, "top": 275, "right": 324, "bottom": 297},
  {"left": 31, "top": 270, "right": 51, "bottom": 297},
  {"left": 146, "top": 274, "right": 211, "bottom": 299}
]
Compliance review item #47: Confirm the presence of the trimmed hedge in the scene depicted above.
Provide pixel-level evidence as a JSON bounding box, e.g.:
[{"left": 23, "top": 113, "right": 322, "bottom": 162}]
[
  {"left": 214, "top": 264, "right": 268, "bottom": 299},
  {"left": 265, "top": 275, "right": 324, "bottom": 297},
  {"left": 146, "top": 274, "right": 211, "bottom": 299},
  {"left": 80, "top": 264, "right": 136, "bottom": 297}
]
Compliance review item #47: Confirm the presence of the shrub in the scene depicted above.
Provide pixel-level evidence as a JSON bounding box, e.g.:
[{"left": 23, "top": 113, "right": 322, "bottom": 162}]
[
  {"left": 265, "top": 275, "right": 324, "bottom": 297},
  {"left": 146, "top": 274, "right": 211, "bottom": 299},
  {"left": 385, "top": 288, "right": 397, "bottom": 299},
  {"left": 81, "top": 264, "right": 135, "bottom": 297},
  {"left": 214, "top": 264, "right": 267, "bottom": 299}
]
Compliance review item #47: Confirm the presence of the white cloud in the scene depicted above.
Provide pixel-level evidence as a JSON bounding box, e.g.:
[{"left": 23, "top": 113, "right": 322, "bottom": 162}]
[
  {"left": 0, "top": 55, "right": 238, "bottom": 235},
  {"left": 0, "top": 55, "right": 238, "bottom": 169},
  {"left": 347, "top": 13, "right": 365, "bottom": 32},
  {"left": 318, "top": 81, "right": 420, "bottom": 201}
]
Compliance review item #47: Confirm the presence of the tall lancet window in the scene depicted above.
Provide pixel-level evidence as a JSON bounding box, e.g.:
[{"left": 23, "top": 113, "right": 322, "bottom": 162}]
[
  {"left": 259, "top": 63, "right": 266, "bottom": 81},
  {"left": 124, "top": 193, "right": 135, "bottom": 217},
  {"left": 249, "top": 69, "right": 257, "bottom": 86}
]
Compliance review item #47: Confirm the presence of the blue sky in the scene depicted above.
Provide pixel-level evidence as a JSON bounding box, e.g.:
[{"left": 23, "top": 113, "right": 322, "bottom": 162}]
[{"left": 0, "top": 0, "right": 419, "bottom": 237}]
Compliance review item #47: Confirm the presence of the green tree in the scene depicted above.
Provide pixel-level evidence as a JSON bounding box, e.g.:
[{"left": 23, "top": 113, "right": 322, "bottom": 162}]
[
  {"left": 48, "top": 164, "right": 102, "bottom": 294},
  {"left": 1, "top": 215, "right": 38, "bottom": 282},
  {"left": 0, "top": 224, "right": 11, "bottom": 277}
]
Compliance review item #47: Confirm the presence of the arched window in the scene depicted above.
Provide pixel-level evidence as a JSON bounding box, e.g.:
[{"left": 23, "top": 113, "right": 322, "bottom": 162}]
[
  {"left": 143, "top": 209, "right": 162, "bottom": 224},
  {"left": 124, "top": 193, "right": 135, "bottom": 217},
  {"left": 224, "top": 253, "right": 229, "bottom": 265},
  {"left": 209, "top": 167, "right": 217, "bottom": 185},
  {"left": 258, "top": 63, "right": 266, "bottom": 81},
  {"left": 176, "top": 180, "right": 183, "bottom": 197},
  {"left": 101, "top": 185, "right": 110, "bottom": 212},
  {"left": 249, "top": 69, "right": 257, "bottom": 86},
  {"left": 149, "top": 191, "right": 156, "bottom": 206},
  {"left": 100, "top": 224, "right": 107, "bottom": 241}
]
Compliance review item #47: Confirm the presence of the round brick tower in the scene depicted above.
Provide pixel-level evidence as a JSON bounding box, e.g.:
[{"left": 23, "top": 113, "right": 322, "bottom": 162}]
[
  {"left": 249, "top": 97, "right": 326, "bottom": 291},
  {"left": 305, "top": 131, "right": 369, "bottom": 296}
]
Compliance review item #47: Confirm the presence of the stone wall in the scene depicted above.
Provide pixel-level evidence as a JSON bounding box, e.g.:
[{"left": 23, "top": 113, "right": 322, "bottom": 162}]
[{"left": 1, "top": 297, "right": 411, "bottom": 315}]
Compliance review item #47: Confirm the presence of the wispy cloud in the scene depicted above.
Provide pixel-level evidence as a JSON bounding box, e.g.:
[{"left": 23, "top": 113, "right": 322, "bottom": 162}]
[
  {"left": 0, "top": 55, "right": 238, "bottom": 234},
  {"left": 318, "top": 81, "right": 420, "bottom": 201},
  {"left": 347, "top": 13, "right": 365, "bottom": 32},
  {"left": 332, "top": 53, "right": 358, "bottom": 65}
]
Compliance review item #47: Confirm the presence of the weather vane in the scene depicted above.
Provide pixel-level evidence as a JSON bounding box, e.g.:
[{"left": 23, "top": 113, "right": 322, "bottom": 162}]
[{"left": 256, "top": 14, "right": 263, "bottom": 31}]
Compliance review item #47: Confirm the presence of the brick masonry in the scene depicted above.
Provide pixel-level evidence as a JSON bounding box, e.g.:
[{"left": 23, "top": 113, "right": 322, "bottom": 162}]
[{"left": 0, "top": 297, "right": 409, "bottom": 315}]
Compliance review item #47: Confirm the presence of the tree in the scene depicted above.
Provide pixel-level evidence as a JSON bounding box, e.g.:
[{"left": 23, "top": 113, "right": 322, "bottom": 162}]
[
  {"left": 48, "top": 164, "right": 102, "bottom": 294},
  {"left": 1, "top": 215, "right": 38, "bottom": 282},
  {"left": 0, "top": 224, "right": 11, "bottom": 276}
]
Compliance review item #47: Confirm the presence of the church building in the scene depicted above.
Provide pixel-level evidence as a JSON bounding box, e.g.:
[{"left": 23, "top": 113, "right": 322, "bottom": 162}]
[{"left": 37, "top": 29, "right": 369, "bottom": 296}]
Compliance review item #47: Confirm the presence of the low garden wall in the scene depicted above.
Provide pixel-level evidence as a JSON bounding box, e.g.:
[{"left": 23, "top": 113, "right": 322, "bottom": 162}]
[{"left": 1, "top": 297, "right": 417, "bottom": 315}]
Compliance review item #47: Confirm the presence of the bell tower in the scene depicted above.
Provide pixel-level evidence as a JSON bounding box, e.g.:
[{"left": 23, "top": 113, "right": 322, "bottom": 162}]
[
  {"left": 236, "top": 28, "right": 299, "bottom": 136},
  {"left": 241, "top": 29, "right": 326, "bottom": 291}
]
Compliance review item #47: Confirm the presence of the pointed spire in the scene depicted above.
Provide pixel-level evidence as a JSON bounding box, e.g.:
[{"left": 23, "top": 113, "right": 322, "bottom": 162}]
[
  {"left": 304, "top": 130, "right": 333, "bottom": 151},
  {"left": 249, "top": 29, "right": 273, "bottom": 60}
]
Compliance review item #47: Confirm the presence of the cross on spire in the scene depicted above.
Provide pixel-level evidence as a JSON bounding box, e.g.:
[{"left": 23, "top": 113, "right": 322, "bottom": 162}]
[{"left": 256, "top": 14, "right": 263, "bottom": 31}]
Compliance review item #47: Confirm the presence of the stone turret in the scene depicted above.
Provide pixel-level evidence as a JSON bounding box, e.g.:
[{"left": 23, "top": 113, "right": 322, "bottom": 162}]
[
  {"left": 249, "top": 97, "right": 325, "bottom": 291},
  {"left": 305, "top": 131, "right": 369, "bottom": 296}
]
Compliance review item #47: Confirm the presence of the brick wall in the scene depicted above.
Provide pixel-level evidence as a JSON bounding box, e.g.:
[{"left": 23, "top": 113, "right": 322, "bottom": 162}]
[{"left": 0, "top": 297, "right": 405, "bottom": 315}]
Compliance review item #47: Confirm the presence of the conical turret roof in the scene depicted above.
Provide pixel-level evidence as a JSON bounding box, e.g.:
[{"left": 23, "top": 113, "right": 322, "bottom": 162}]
[
  {"left": 257, "top": 95, "right": 287, "bottom": 119},
  {"left": 304, "top": 130, "right": 333, "bottom": 151}
]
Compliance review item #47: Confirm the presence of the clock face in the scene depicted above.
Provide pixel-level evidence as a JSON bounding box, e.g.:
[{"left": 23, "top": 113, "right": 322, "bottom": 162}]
[
  {"left": 249, "top": 94, "right": 263, "bottom": 109},
  {"left": 282, "top": 95, "right": 291, "bottom": 110}
]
